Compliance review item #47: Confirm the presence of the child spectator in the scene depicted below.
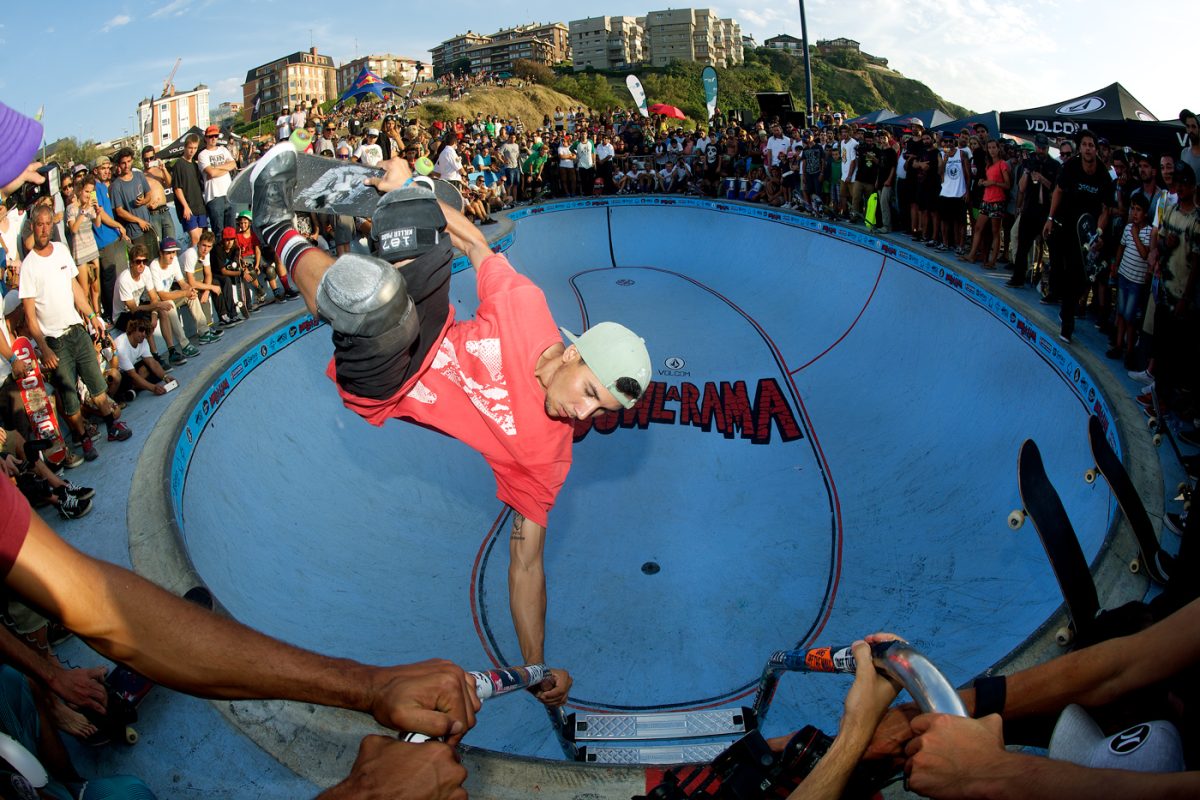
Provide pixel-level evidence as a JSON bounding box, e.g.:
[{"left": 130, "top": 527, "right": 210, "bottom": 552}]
[{"left": 1109, "top": 194, "right": 1152, "bottom": 367}]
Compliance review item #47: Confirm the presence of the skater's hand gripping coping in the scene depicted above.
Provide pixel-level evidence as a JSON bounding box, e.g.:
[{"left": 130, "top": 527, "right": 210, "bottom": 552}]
[{"left": 369, "top": 659, "right": 480, "bottom": 747}]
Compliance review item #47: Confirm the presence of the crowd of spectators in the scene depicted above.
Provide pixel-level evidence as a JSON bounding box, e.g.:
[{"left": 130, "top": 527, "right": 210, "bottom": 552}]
[{"left": 0, "top": 85, "right": 1197, "bottom": 797}]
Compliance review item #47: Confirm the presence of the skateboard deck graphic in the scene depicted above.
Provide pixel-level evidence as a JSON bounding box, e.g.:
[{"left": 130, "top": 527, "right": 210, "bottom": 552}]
[
  {"left": 228, "top": 152, "right": 464, "bottom": 217},
  {"left": 83, "top": 587, "right": 214, "bottom": 746},
  {"left": 1010, "top": 439, "right": 1100, "bottom": 647},
  {"left": 1084, "top": 415, "right": 1172, "bottom": 584},
  {"left": 10, "top": 336, "right": 69, "bottom": 466}
]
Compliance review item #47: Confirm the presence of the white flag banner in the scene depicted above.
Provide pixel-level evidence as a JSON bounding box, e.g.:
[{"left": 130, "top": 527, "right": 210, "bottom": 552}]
[{"left": 626, "top": 75, "right": 649, "bottom": 118}]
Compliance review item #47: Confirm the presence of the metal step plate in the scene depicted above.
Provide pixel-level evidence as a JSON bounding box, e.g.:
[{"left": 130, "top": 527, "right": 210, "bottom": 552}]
[
  {"left": 569, "top": 708, "right": 753, "bottom": 742},
  {"left": 578, "top": 742, "right": 730, "bottom": 765}
]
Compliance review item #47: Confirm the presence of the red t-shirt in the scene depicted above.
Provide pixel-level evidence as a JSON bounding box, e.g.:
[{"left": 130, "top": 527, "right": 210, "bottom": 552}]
[
  {"left": 235, "top": 229, "right": 259, "bottom": 260},
  {"left": 983, "top": 161, "right": 1010, "bottom": 204},
  {"left": 0, "top": 477, "right": 32, "bottom": 578},
  {"left": 330, "top": 253, "right": 572, "bottom": 526}
]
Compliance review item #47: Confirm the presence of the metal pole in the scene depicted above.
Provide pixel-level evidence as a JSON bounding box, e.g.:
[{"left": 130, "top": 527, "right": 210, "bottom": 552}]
[{"left": 798, "top": 0, "right": 814, "bottom": 118}]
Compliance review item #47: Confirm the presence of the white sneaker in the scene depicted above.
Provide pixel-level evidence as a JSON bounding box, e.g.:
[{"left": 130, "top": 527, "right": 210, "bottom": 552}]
[{"left": 1128, "top": 369, "right": 1155, "bottom": 385}]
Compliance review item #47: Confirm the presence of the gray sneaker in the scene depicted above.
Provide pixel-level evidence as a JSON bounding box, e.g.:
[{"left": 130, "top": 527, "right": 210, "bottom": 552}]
[{"left": 249, "top": 142, "right": 298, "bottom": 239}]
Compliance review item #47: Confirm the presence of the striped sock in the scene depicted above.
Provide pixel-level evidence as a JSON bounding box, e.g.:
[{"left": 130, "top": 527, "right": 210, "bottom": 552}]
[{"left": 266, "top": 224, "right": 316, "bottom": 278}]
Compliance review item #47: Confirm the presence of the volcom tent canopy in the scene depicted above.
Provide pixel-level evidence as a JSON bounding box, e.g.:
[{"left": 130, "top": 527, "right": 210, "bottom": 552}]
[{"left": 999, "top": 83, "right": 1185, "bottom": 156}]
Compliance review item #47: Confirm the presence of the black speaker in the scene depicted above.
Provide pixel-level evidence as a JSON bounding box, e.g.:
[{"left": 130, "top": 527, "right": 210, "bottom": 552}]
[
  {"left": 784, "top": 110, "right": 808, "bottom": 129},
  {"left": 756, "top": 92, "right": 795, "bottom": 120}
]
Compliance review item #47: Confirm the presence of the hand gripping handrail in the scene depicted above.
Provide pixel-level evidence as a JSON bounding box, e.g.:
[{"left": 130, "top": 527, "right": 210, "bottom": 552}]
[{"left": 752, "top": 639, "right": 967, "bottom": 721}]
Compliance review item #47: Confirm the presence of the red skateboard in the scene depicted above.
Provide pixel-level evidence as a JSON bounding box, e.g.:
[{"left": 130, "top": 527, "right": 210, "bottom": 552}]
[{"left": 10, "top": 336, "right": 69, "bottom": 466}]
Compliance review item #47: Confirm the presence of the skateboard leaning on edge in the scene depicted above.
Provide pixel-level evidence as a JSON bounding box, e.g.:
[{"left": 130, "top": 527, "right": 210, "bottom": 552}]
[
  {"left": 83, "top": 587, "right": 214, "bottom": 746},
  {"left": 9, "top": 336, "right": 69, "bottom": 466},
  {"left": 228, "top": 152, "right": 464, "bottom": 217},
  {"left": 1083, "top": 415, "right": 1173, "bottom": 584},
  {"left": 1009, "top": 439, "right": 1100, "bottom": 647},
  {"left": 1076, "top": 212, "right": 1105, "bottom": 283},
  {"left": 1148, "top": 384, "right": 1199, "bottom": 480}
]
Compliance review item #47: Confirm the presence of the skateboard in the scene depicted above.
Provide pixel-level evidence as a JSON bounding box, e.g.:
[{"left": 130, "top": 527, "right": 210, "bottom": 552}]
[
  {"left": 9, "top": 336, "right": 70, "bottom": 467},
  {"left": 1148, "top": 384, "right": 1200, "bottom": 480},
  {"left": 228, "top": 151, "right": 463, "bottom": 217},
  {"left": 1077, "top": 213, "right": 1105, "bottom": 283},
  {"left": 1009, "top": 439, "right": 1100, "bottom": 647},
  {"left": 83, "top": 587, "right": 214, "bottom": 746},
  {"left": 1084, "top": 415, "right": 1173, "bottom": 583}
]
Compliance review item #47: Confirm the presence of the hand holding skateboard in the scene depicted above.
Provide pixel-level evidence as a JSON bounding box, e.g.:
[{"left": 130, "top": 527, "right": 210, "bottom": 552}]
[
  {"left": 49, "top": 665, "right": 108, "bottom": 714},
  {"left": 318, "top": 735, "right": 467, "bottom": 800},
  {"left": 368, "top": 658, "right": 480, "bottom": 747},
  {"left": 363, "top": 157, "right": 413, "bottom": 195}
]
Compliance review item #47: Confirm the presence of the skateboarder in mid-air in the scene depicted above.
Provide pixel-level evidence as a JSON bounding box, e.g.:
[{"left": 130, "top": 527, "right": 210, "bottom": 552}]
[{"left": 246, "top": 142, "right": 652, "bottom": 706}]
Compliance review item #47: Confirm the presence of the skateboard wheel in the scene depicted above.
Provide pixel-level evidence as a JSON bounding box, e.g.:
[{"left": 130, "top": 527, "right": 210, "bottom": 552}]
[
  {"left": 1055, "top": 626, "right": 1074, "bottom": 647},
  {"left": 1153, "top": 434, "right": 1163, "bottom": 447},
  {"left": 1148, "top": 416, "right": 1158, "bottom": 431},
  {"left": 1007, "top": 509, "right": 1025, "bottom": 530},
  {"left": 1177, "top": 482, "right": 1190, "bottom": 496},
  {"left": 124, "top": 726, "right": 138, "bottom": 745},
  {"left": 1084, "top": 468, "right": 1098, "bottom": 485},
  {"left": 1130, "top": 558, "right": 1141, "bottom": 575}
]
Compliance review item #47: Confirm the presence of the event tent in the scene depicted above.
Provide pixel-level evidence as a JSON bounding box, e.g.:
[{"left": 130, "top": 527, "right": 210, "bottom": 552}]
[
  {"left": 336, "top": 67, "right": 399, "bottom": 105},
  {"left": 156, "top": 126, "right": 205, "bottom": 160},
  {"left": 999, "top": 83, "right": 1185, "bottom": 155},
  {"left": 933, "top": 111, "right": 1001, "bottom": 140},
  {"left": 878, "top": 108, "right": 955, "bottom": 130},
  {"left": 847, "top": 109, "right": 895, "bottom": 125}
]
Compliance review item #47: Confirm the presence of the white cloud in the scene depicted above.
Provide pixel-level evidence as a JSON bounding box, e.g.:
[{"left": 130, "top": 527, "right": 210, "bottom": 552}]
[
  {"left": 213, "top": 76, "right": 242, "bottom": 100},
  {"left": 150, "top": 0, "right": 190, "bottom": 18},
  {"left": 100, "top": 14, "right": 131, "bottom": 33}
]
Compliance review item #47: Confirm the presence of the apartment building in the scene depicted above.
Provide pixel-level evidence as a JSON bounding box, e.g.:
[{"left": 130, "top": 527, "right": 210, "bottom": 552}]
[
  {"left": 242, "top": 47, "right": 336, "bottom": 121},
  {"left": 135, "top": 84, "right": 210, "bottom": 149},
  {"left": 569, "top": 8, "right": 741, "bottom": 71},
  {"left": 433, "top": 22, "right": 570, "bottom": 75}
]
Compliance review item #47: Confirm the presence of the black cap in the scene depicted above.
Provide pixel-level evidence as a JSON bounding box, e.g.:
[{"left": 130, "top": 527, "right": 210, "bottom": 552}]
[{"left": 1174, "top": 162, "right": 1196, "bottom": 186}]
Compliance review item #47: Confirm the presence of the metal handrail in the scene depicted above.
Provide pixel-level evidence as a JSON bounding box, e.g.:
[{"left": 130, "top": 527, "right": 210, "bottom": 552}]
[{"left": 751, "top": 639, "right": 967, "bottom": 723}]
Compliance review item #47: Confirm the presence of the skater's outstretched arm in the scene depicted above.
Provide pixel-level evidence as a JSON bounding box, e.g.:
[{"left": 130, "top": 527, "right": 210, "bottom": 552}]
[
  {"left": 7, "top": 508, "right": 480, "bottom": 744},
  {"left": 508, "top": 512, "right": 572, "bottom": 707}
]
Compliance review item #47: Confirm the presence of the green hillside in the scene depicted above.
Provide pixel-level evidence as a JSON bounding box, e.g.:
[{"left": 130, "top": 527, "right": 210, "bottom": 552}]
[{"left": 555, "top": 47, "right": 971, "bottom": 124}]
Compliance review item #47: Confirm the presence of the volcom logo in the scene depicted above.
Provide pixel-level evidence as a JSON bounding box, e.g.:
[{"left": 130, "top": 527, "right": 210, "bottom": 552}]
[
  {"left": 1056, "top": 97, "right": 1106, "bottom": 115},
  {"left": 1109, "top": 723, "right": 1151, "bottom": 755}
]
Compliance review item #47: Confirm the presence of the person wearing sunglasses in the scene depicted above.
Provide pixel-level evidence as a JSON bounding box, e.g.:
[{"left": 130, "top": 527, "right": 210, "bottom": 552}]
[{"left": 198, "top": 125, "right": 238, "bottom": 240}]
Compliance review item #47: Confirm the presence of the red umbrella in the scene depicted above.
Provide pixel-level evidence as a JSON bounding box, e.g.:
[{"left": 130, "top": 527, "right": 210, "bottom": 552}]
[{"left": 649, "top": 103, "right": 687, "bottom": 120}]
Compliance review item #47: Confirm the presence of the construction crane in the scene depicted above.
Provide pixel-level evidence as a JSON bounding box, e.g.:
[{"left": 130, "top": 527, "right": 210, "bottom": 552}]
[{"left": 162, "top": 58, "right": 181, "bottom": 97}]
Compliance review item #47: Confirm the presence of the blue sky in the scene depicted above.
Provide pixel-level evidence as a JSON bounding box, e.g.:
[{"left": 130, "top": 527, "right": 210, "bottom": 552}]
[{"left": 2, "top": 0, "right": 1192, "bottom": 144}]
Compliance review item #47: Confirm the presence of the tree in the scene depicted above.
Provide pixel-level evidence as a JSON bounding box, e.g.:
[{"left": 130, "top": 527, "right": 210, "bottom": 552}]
[
  {"left": 45, "top": 137, "right": 104, "bottom": 168},
  {"left": 513, "top": 59, "right": 554, "bottom": 85}
]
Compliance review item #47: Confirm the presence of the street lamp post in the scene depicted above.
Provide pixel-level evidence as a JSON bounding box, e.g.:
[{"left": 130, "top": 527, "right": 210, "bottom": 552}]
[{"left": 798, "top": 0, "right": 814, "bottom": 118}]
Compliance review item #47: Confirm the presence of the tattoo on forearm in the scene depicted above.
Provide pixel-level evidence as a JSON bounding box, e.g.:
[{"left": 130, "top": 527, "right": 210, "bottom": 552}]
[{"left": 510, "top": 513, "right": 525, "bottom": 541}]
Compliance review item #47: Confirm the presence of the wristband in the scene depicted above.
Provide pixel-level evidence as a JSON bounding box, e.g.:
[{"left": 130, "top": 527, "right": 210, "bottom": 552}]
[
  {"left": 88, "top": 312, "right": 97, "bottom": 320},
  {"left": 7, "top": 353, "right": 17, "bottom": 366},
  {"left": 972, "top": 675, "right": 1006, "bottom": 718}
]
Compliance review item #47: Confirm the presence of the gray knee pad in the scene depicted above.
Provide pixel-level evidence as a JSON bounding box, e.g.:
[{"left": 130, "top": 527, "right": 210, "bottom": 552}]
[
  {"left": 316, "top": 253, "right": 418, "bottom": 340},
  {"left": 265, "top": 264, "right": 278, "bottom": 280}
]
